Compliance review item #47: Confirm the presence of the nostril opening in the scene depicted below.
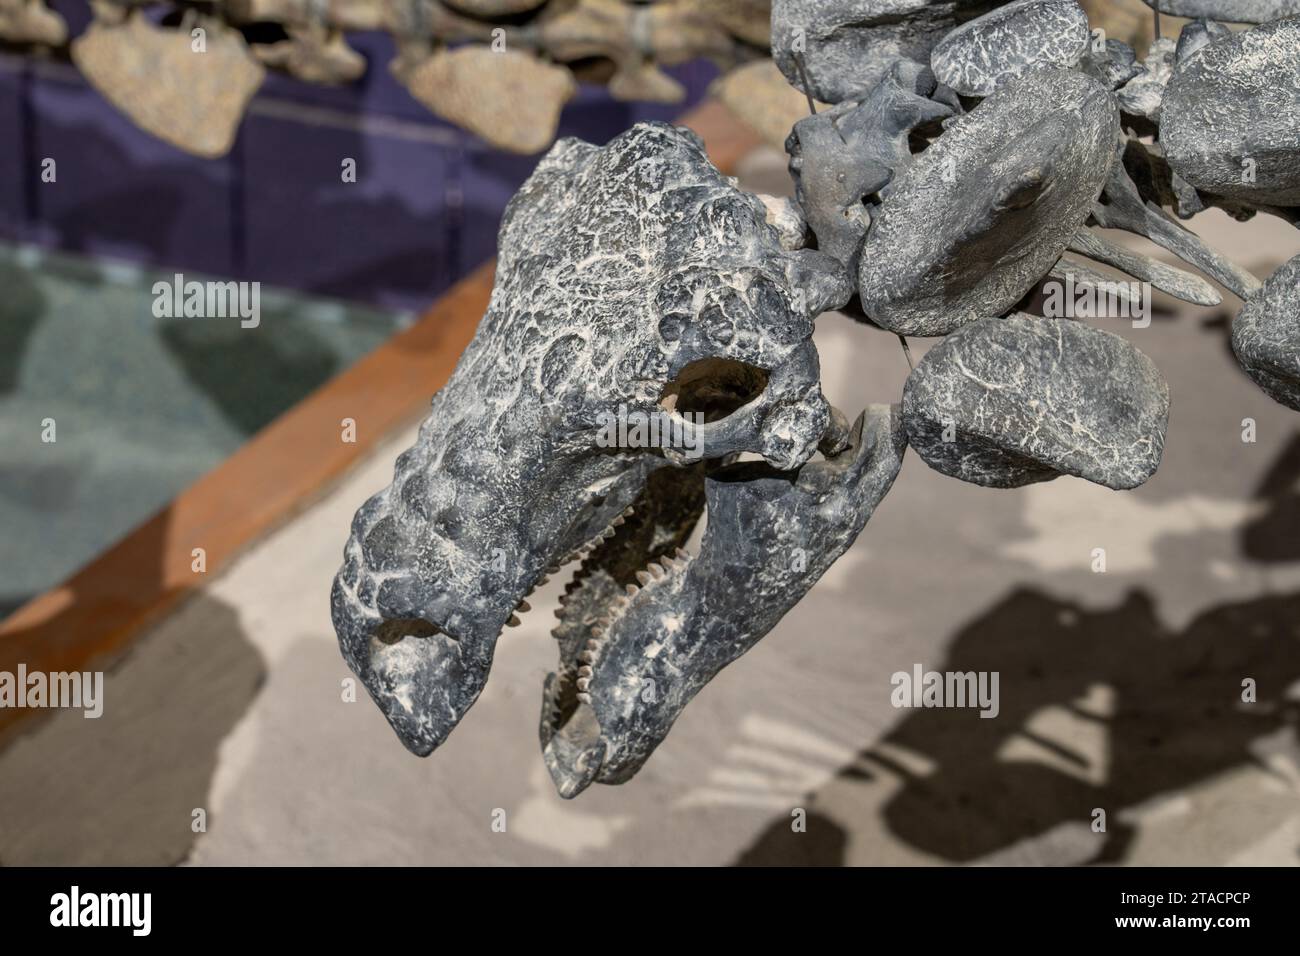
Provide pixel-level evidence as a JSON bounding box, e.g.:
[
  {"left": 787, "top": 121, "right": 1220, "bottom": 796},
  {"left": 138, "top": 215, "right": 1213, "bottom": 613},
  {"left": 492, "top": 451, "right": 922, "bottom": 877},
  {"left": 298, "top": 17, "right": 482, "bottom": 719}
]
[
  {"left": 372, "top": 617, "right": 444, "bottom": 645},
  {"left": 659, "top": 357, "right": 770, "bottom": 423}
]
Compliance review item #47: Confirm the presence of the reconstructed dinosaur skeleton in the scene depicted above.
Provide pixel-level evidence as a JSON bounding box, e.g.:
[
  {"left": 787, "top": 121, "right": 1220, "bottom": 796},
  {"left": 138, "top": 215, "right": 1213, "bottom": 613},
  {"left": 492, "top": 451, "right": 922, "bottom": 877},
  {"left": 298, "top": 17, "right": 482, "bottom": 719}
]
[
  {"left": 330, "top": 0, "right": 1300, "bottom": 797},
  {"left": 1, "top": 0, "right": 773, "bottom": 155}
]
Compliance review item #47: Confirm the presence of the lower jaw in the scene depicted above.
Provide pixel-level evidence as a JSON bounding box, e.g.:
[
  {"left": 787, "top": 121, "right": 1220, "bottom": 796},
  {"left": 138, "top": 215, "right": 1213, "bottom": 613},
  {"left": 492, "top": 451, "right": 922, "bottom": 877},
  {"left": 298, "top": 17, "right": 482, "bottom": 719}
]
[{"left": 541, "top": 698, "right": 609, "bottom": 798}]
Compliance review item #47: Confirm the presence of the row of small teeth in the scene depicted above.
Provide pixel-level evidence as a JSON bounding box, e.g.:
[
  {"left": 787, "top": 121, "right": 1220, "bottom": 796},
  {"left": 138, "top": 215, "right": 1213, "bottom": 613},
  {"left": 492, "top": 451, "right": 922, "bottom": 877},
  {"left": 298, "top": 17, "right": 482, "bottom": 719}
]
[
  {"left": 633, "top": 547, "right": 691, "bottom": 587},
  {"left": 510, "top": 506, "right": 638, "bottom": 631},
  {"left": 555, "top": 505, "right": 636, "bottom": 579},
  {"left": 550, "top": 504, "right": 639, "bottom": 624},
  {"left": 574, "top": 546, "right": 691, "bottom": 706},
  {"left": 574, "top": 616, "right": 614, "bottom": 705}
]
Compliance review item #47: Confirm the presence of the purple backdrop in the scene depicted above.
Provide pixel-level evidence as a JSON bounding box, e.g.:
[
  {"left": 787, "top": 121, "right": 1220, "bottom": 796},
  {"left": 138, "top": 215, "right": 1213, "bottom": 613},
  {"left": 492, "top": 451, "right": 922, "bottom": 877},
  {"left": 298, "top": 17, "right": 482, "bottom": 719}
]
[{"left": 0, "top": 19, "right": 716, "bottom": 312}]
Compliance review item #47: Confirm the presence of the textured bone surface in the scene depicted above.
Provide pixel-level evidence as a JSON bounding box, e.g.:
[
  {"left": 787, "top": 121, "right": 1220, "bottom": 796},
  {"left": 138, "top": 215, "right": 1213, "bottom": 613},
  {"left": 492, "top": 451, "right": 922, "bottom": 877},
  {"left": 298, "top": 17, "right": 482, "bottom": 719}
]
[
  {"left": 858, "top": 69, "right": 1117, "bottom": 336},
  {"left": 1160, "top": 17, "right": 1300, "bottom": 206},
  {"left": 1067, "top": 228, "right": 1220, "bottom": 306},
  {"left": 1077, "top": 37, "right": 1140, "bottom": 90},
  {"left": 902, "top": 316, "right": 1171, "bottom": 488},
  {"left": 771, "top": 0, "right": 1008, "bottom": 104},
  {"left": 396, "top": 46, "right": 577, "bottom": 154},
  {"left": 1173, "top": 16, "right": 1232, "bottom": 63},
  {"left": 542, "top": 405, "right": 908, "bottom": 797},
  {"left": 1232, "top": 254, "right": 1300, "bottom": 411},
  {"left": 1138, "top": 0, "right": 1300, "bottom": 22},
  {"left": 930, "top": 0, "right": 1091, "bottom": 97},
  {"left": 786, "top": 59, "right": 953, "bottom": 269},
  {"left": 1115, "top": 37, "right": 1175, "bottom": 121},
  {"left": 1090, "top": 140, "right": 1263, "bottom": 301},
  {"left": 332, "top": 122, "right": 848, "bottom": 756},
  {"left": 72, "top": 11, "right": 265, "bottom": 159},
  {"left": 759, "top": 194, "right": 810, "bottom": 250},
  {"left": 331, "top": 0, "right": 1300, "bottom": 795}
]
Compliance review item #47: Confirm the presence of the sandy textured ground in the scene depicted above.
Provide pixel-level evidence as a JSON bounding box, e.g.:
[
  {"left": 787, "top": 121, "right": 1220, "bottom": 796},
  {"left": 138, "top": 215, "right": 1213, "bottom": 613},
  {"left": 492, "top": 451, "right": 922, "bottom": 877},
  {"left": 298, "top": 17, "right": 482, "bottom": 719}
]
[{"left": 2, "top": 149, "right": 1299, "bottom": 865}]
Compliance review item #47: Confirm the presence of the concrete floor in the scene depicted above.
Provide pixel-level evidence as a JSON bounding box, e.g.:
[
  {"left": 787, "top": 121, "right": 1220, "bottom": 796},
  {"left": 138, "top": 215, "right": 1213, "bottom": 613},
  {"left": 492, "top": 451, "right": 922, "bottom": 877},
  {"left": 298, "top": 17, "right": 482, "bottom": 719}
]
[{"left": 2, "top": 149, "right": 1299, "bottom": 865}]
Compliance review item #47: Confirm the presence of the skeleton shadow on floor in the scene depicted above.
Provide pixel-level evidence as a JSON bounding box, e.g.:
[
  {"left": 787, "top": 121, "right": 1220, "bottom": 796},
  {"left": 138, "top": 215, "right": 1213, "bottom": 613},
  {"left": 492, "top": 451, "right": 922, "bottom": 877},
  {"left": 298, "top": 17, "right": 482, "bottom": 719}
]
[{"left": 736, "top": 433, "right": 1300, "bottom": 866}]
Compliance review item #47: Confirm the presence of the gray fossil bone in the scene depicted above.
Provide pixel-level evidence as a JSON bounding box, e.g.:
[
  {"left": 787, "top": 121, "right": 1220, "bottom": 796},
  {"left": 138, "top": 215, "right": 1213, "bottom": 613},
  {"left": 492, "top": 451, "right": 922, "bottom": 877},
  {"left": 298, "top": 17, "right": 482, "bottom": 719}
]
[
  {"left": 902, "top": 315, "right": 1170, "bottom": 488},
  {"left": 857, "top": 68, "right": 1118, "bottom": 336},
  {"left": 1077, "top": 37, "right": 1140, "bottom": 90},
  {"left": 1232, "top": 254, "right": 1300, "bottom": 411},
  {"left": 771, "top": 0, "right": 1010, "bottom": 105},
  {"left": 1173, "top": 16, "right": 1233, "bottom": 63},
  {"left": 331, "top": 122, "right": 850, "bottom": 757},
  {"left": 759, "top": 194, "right": 811, "bottom": 250},
  {"left": 1047, "top": 259, "right": 1144, "bottom": 311},
  {"left": 1067, "top": 228, "right": 1221, "bottom": 306},
  {"left": 1137, "top": 0, "right": 1300, "bottom": 23},
  {"left": 1115, "top": 37, "right": 1175, "bottom": 122},
  {"left": 786, "top": 59, "right": 954, "bottom": 270},
  {"left": 1160, "top": 17, "right": 1300, "bottom": 208},
  {"left": 929, "top": 0, "right": 1091, "bottom": 98},
  {"left": 1090, "top": 140, "right": 1263, "bottom": 301}
]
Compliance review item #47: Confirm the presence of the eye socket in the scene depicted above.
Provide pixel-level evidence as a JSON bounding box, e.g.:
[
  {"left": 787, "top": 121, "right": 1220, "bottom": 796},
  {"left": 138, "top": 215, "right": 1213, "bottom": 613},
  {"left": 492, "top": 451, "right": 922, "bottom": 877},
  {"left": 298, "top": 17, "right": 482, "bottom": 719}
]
[{"left": 659, "top": 357, "right": 770, "bottom": 423}]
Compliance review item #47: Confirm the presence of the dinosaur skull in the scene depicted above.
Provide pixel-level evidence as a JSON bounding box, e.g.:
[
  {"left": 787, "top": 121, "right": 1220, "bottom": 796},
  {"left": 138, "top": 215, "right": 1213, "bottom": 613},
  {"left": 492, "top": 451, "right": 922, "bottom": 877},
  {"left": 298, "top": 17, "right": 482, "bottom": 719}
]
[{"left": 331, "top": 123, "right": 851, "bottom": 761}]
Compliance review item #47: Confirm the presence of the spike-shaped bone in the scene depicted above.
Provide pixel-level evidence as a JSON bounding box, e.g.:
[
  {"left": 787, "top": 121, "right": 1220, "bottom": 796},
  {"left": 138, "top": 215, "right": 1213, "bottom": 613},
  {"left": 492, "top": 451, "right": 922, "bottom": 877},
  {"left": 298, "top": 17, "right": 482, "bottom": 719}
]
[
  {"left": 1047, "top": 259, "right": 1144, "bottom": 311},
  {"left": 1173, "top": 17, "right": 1233, "bottom": 63},
  {"left": 1091, "top": 140, "right": 1262, "bottom": 300},
  {"left": 1067, "top": 228, "right": 1221, "bottom": 306}
]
